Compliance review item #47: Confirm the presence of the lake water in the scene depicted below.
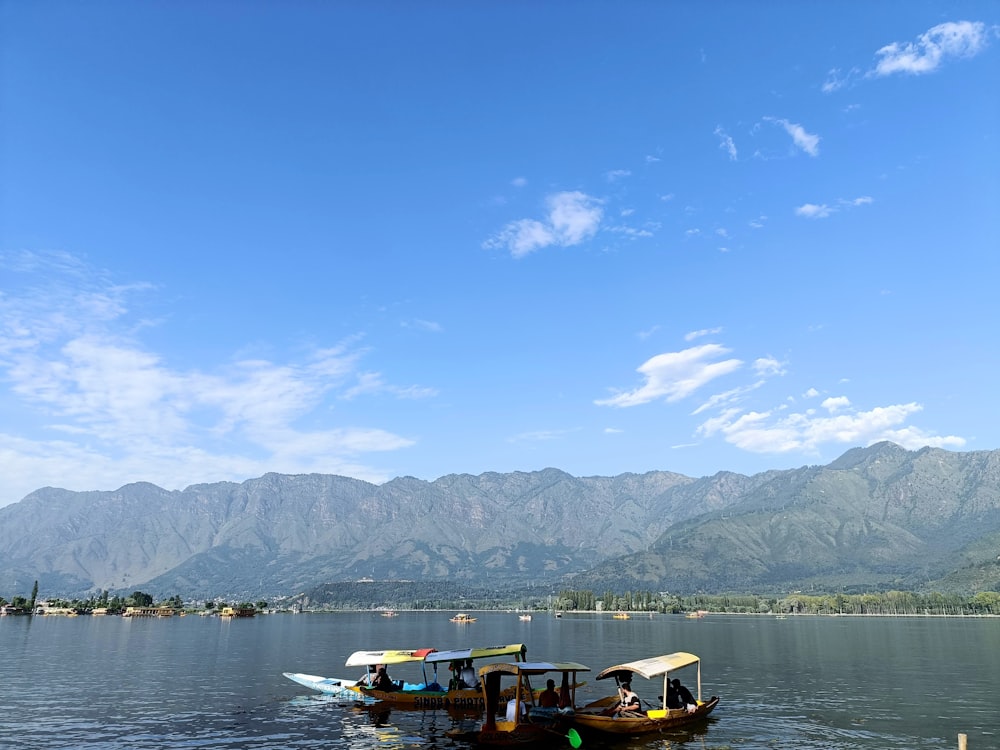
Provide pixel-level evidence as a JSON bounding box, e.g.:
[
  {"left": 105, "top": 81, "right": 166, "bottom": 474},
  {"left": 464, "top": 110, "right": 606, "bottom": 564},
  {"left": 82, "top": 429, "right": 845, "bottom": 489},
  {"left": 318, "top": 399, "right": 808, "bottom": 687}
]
[{"left": 1, "top": 611, "right": 997, "bottom": 749}]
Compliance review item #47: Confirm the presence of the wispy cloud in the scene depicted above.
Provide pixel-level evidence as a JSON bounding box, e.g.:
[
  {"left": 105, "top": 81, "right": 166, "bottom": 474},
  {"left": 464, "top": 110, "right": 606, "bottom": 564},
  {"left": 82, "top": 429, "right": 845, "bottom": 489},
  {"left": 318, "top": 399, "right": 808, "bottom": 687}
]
[
  {"left": 795, "top": 203, "right": 834, "bottom": 219},
  {"left": 764, "top": 117, "right": 820, "bottom": 156},
  {"left": 714, "top": 126, "right": 738, "bottom": 160},
  {"left": 0, "top": 251, "right": 420, "bottom": 502},
  {"left": 871, "top": 21, "right": 991, "bottom": 77},
  {"left": 795, "top": 195, "right": 873, "bottom": 219},
  {"left": 823, "top": 20, "right": 993, "bottom": 92},
  {"left": 697, "top": 398, "right": 965, "bottom": 454},
  {"left": 685, "top": 327, "right": 722, "bottom": 342},
  {"left": 484, "top": 191, "right": 604, "bottom": 258},
  {"left": 597, "top": 333, "right": 964, "bottom": 459},
  {"left": 595, "top": 343, "right": 743, "bottom": 407}
]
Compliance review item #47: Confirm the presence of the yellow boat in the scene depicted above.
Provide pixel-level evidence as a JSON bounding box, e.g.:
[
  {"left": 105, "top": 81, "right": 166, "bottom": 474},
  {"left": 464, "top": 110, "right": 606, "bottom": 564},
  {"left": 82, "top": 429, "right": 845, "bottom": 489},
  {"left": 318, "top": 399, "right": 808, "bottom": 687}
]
[
  {"left": 284, "top": 644, "right": 530, "bottom": 712},
  {"left": 570, "top": 652, "right": 719, "bottom": 736},
  {"left": 612, "top": 612, "right": 630, "bottom": 619},
  {"left": 450, "top": 612, "right": 477, "bottom": 623},
  {"left": 446, "top": 660, "right": 588, "bottom": 747}
]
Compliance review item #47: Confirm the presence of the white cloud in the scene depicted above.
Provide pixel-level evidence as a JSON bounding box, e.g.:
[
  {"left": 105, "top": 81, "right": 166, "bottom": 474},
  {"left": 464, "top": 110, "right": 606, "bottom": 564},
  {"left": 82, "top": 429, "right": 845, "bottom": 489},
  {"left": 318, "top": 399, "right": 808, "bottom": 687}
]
[
  {"left": 484, "top": 191, "right": 604, "bottom": 258},
  {"left": 606, "top": 169, "right": 631, "bottom": 182},
  {"left": 595, "top": 344, "right": 743, "bottom": 408},
  {"left": 796, "top": 196, "right": 872, "bottom": 219},
  {"left": 697, "top": 400, "right": 965, "bottom": 455},
  {"left": 511, "top": 177, "right": 528, "bottom": 187},
  {"left": 822, "top": 396, "right": 851, "bottom": 413},
  {"left": 872, "top": 21, "right": 990, "bottom": 77},
  {"left": 753, "top": 357, "right": 786, "bottom": 377},
  {"left": 684, "top": 327, "right": 723, "bottom": 342},
  {"left": 0, "top": 251, "right": 420, "bottom": 505},
  {"left": 714, "top": 126, "right": 738, "bottom": 160},
  {"left": 796, "top": 203, "right": 834, "bottom": 219},
  {"left": 402, "top": 318, "right": 444, "bottom": 333},
  {"left": 764, "top": 117, "right": 820, "bottom": 156}
]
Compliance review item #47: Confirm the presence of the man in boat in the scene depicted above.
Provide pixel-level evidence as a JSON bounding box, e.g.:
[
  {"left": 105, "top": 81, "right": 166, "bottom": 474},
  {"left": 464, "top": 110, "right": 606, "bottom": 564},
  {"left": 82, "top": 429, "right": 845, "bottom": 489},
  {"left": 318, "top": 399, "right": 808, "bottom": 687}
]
[
  {"left": 605, "top": 679, "right": 641, "bottom": 716},
  {"left": 459, "top": 658, "right": 479, "bottom": 688},
  {"left": 371, "top": 666, "right": 397, "bottom": 692},
  {"left": 672, "top": 678, "right": 697, "bottom": 712},
  {"left": 539, "top": 679, "right": 559, "bottom": 708}
]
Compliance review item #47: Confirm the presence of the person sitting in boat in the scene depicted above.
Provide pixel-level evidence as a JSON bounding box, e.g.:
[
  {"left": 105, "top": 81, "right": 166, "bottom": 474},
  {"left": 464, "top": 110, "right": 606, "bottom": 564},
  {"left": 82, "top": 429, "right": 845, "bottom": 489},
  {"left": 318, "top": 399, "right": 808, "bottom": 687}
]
[
  {"left": 672, "top": 678, "right": 697, "bottom": 712},
  {"left": 539, "top": 679, "right": 559, "bottom": 708},
  {"left": 558, "top": 672, "right": 573, "bottom": 709},
  {"left": 605, "top": 679, "right": 641, "bottom": 716},
  {"left": 665, "top": 679, "right": 683, "bottom": 709},
  {"left": 371, "top": 666, "right": 397, "bottom": 692},
  {"left": 506, "top": 696, "right": 527, "bottom": 722},
  {"left": 459, "top": 658, "right": 479, "bottom": 688}
]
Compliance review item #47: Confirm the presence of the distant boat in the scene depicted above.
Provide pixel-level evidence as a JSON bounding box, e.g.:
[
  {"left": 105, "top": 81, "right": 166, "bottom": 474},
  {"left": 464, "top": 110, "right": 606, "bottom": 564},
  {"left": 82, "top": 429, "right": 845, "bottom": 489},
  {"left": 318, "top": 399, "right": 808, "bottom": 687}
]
[
  {"left": 219, "top": 606, "right": 255, "bottom": 618},
  {"left": 518, "top": 614, "right": 532, "bottom": 621},
  {"left": 685, "top": 610, "right": 708, "bottom": 619},
  {"left": 450, "top": 613, "right": 476, "bottom": 623},
  {"left": 381, "top": 610, "right": 398, "bottom": 617},
  {"left": 613, "top": 612, "right": 630, "bottom": 620}
]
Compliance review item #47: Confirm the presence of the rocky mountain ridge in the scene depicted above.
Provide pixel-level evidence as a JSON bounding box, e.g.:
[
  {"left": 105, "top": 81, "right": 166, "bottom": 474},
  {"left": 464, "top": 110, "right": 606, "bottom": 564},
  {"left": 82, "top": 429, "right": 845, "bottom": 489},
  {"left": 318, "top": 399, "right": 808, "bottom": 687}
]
[{"left": 1, "top": 442, "right": 998, "bottom": 598}]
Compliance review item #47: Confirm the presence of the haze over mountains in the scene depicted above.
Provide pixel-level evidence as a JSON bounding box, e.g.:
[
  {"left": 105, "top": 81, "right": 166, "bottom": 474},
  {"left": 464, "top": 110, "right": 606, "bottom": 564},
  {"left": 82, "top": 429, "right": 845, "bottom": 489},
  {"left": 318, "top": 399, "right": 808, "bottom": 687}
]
[{"left": 2, "top": 442, "right": 998, "bottom": 600}]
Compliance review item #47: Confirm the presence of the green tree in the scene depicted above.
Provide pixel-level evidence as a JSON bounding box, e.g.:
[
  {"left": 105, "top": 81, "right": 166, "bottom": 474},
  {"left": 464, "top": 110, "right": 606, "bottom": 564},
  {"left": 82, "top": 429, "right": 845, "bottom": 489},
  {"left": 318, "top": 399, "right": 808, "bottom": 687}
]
[
  {"left": 128, "top": 591, "right": 153, "bottom": 607},
  {"left": 29, "top": 580, "right": 39, "bottom": 612}
]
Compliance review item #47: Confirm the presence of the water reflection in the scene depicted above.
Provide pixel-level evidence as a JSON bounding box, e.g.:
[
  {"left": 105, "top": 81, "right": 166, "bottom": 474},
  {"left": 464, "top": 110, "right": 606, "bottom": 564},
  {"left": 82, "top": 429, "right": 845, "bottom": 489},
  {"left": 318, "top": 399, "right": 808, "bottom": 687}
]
[{"left": 2, "top": 612, "right": 997, "bottom": 749}]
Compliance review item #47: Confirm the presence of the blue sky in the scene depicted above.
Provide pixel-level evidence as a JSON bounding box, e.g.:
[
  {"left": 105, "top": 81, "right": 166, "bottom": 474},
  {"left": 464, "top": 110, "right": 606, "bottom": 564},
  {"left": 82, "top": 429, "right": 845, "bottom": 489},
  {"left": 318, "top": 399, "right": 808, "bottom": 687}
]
[{"left": 2, "top": 2, "right": 998, "bottom": 508}]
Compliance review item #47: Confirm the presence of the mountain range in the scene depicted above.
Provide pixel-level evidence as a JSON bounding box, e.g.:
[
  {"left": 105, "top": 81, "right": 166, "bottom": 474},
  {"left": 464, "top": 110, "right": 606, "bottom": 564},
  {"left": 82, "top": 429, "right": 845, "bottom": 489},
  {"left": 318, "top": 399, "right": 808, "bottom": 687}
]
[{"left": 1, "top": 442, "right": 998, "bottom": 600}]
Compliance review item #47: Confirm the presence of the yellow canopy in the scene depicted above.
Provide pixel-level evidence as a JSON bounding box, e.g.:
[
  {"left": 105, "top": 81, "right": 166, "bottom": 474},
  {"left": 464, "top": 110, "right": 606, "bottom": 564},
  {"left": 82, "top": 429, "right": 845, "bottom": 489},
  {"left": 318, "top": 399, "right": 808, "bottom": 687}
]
[
  {"left": 345, "top": 648, "right": 436, "bottom": 667},
  {"left": 425, "top": 643, "right": 526, "bottom": 664},
  {"left": 595, "top": 652, "right": 700, "bottom": 681}
]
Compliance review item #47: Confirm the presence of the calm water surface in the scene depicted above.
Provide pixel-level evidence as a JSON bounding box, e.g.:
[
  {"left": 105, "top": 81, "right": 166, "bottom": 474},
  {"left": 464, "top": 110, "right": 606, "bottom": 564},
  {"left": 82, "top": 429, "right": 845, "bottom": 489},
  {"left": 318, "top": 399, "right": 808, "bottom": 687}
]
[{"left": 1, "top": 611, "right": 997, "bottom": 749}]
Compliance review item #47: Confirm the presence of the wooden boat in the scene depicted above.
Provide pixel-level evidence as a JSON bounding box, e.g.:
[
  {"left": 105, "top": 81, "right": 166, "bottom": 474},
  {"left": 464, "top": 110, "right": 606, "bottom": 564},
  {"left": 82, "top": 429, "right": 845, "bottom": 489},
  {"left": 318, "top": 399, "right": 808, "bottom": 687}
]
[
  {"left": 612, "top": 612, "right": 630, "bottom": 619},
  {"left": 570, "top": 652, "right": 719, "bottom": 736},
  {"left": 446, "top": 661, "right": 588, "bottom": 747},
  {"left": 286, "top": 644, "right": 529, "bottom": 711},
  {"left": 282, "top": 672, "right": 381, "bottom": 704},
  {"left": 450, "top": 612, "right": 477, "bottom": 623}
]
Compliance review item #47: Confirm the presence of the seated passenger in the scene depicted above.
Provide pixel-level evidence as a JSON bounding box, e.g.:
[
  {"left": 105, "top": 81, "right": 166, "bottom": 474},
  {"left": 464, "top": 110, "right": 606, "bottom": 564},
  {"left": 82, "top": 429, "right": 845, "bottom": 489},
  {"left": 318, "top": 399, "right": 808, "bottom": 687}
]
[
  {"left": 604, "top": 680, "right": 641, "bottom": 716},
  {"left": 371, "top": 666, "right": 396, "bottom": 691},
  {"left": 672, "top": 678, "right": 697, "bottom": 712},
  {"left": 539, "top": 679, "right": 559, "bottom": 708},
  {"left": 460, "top": 658, "right": 479, "bottom": 688},
  {"left": 506, "top": 697, "right": 527, "bottom": 722}
]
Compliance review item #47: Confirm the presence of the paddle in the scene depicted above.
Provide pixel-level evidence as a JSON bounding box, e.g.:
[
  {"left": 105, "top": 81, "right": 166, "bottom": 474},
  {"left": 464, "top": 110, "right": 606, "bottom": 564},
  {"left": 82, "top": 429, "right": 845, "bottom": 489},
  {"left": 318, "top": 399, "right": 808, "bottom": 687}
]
[{"left": 540, "top": 726, "right": 582, "bottom": 748}]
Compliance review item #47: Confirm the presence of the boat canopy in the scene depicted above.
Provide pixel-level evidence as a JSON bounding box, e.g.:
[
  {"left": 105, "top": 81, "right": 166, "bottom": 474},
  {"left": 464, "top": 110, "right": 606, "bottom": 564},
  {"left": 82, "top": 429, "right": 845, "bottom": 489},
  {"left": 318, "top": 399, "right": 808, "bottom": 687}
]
[
  {"left": 479, "top": 661, "right": 589, "bottom": 678},
  {"left": 425, "top": 643, "right": 526, "bottom": 664},
  {"left": 595, "top": 652, "right": 700, "bottom": 681},
  {"left": 345, "top": 648, "right": 437, "bottom": 667}
]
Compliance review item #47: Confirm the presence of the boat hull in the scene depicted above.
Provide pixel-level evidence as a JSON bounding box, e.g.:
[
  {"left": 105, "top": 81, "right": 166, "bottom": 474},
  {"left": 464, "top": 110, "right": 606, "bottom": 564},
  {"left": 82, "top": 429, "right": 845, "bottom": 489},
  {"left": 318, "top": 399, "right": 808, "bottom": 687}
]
[
  {"left": 283, "top": 672, "right": 521, "bottom": 711},
  {"left": 571, "top": 695, "right": 720, "bottom": 735},
  {"left": 282, "top": 673, "right": 379, "bottom": 704}
]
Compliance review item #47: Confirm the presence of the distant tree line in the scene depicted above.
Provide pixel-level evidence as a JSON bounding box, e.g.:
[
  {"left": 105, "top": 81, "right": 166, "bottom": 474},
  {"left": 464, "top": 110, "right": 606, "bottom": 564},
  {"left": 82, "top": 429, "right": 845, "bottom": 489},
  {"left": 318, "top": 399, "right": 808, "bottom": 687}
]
[
  {"left": 295, "top": 581, "right": 999, "bottom": 616},
  {"left": 0, "top": 588, "right": 270, "bottom": 615},
  {"left": 552, "top": 589, "right": 1000, "bottom": 616}
]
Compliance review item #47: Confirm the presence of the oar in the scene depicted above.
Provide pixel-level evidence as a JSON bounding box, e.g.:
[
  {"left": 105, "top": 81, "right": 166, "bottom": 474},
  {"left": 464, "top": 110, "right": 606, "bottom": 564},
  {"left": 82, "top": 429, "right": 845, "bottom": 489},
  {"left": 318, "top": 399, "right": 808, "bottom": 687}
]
[{"left": 540, "top": 727, "right": 583, "bottom": 748}]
